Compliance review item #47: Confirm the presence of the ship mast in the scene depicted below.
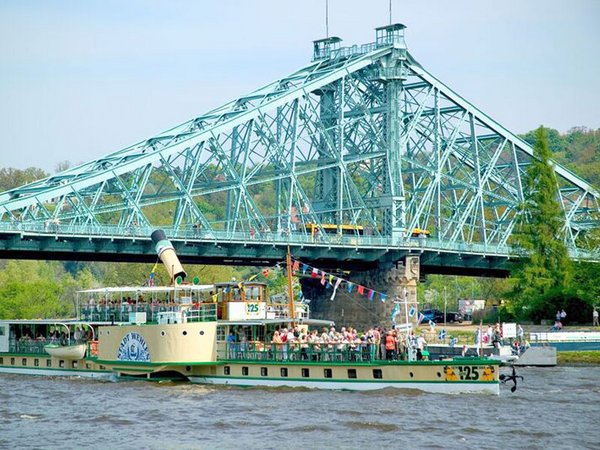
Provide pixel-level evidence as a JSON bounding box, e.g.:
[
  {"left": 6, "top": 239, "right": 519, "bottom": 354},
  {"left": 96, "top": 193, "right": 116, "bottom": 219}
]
[{"left": 286, "top": 245, "right": 296, "bottom": 326}]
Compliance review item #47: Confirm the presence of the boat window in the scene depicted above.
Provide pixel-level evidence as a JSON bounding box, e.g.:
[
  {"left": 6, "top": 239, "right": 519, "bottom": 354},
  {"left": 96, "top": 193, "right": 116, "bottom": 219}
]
[
  {"left": 34, "top": 359, "right": 39, "bottom": 367},
  {"left": 347, "top": 369, "right": 357, "bottom": 379},
  {"left": 216, "top": 327, "right": 225, "bottom": 342},
  {"left": 373, "top": 369, "right": 383, "bottom": 379},
  {"left": 59, "top": 360, "right": 65, "bottom": 368},
  {"left": 22, "top": 358, "right": 27, "bottom": 366},
  {"left": 324, "top": 368, "right": 332, "bottom": 378},
  {"left": 46, "top": 359, "right": 51, "bottom": 367},
  {"left": 10, "top": 358, "right": 15, "bottom": 365},
  {"left": 0, "top": 326, "right": 5, "bottom": 336},
  {"left": 0, "top": 357, "right": 3, "bottom": 364},
  {"left": 242, "top": 366, "right": 249, "bottom": 376},
  {"left": 301, "top": 368, "right": 310, "bottom": 378},
  {"left": 280, "top": 368, "right": 288, "bottom": 377},
  {"left": 72, "top": 361, "right": 78, "bottom": 369},
  {"left": 86, "top": 363, "right": 92, "bottom": 369},
  {"left": 224, "top": 366, "right": 231, "bottom": 375},
  {"left": 260, "top": 367, "right": 268, "bottom": 377}
]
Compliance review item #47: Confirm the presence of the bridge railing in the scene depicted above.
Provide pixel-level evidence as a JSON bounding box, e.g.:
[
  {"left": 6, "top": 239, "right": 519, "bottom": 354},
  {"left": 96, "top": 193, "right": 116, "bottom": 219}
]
[{"left": 1, "top": 221, "right": 598, "bottom": 261}]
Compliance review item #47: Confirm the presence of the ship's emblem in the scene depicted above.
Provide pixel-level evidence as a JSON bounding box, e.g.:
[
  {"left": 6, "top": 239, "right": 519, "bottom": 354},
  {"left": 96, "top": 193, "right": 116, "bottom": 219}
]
[
  {"left": 481, "top": 365, "right": 495, "bottom": 381},
  {"left": 444, "top": 366, "right": 459, "bottom": 381},
  {"left": 117, "top": 332, "right": 150, "bottom": 362}
]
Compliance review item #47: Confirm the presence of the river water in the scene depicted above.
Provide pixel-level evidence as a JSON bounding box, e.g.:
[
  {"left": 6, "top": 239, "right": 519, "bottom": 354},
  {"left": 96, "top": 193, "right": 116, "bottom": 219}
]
[{"left": 0, "top": 365, "right": 598, "bottom": 450}]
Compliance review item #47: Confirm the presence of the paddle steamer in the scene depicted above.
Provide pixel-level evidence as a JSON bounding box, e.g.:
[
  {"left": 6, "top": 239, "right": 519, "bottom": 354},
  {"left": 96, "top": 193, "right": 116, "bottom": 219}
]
[{"left": 0, "top": 231, "right": 500, "bottom": 394}]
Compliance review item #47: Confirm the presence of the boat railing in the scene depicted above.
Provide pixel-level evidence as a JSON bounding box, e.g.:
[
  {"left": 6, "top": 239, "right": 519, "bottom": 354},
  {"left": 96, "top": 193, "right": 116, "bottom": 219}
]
[
  {"left": 8, "top": 337, "right": 80, "bottom": 355},
  {"left": 217, "top": 342, "right": 382, "bottom": 363},
  {"left": 79, "top": 303, "right": 217, "bottom": 323},
  {"left": 185, "top": 303, "right": 218, "bottom": 322}
]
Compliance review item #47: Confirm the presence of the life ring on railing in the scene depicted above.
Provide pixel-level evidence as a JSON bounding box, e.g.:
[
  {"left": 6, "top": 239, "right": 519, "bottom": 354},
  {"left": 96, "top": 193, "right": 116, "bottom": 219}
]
[{"left": 90, "top": 340, "right": 99, "bottom": 356}]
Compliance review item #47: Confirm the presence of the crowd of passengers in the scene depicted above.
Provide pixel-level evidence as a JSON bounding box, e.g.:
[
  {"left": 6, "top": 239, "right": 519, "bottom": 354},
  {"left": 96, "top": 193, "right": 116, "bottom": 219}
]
[
  {"left": 12, "top": 326, "right": 93, "bottom": 350},
  {"left": 80, "top": 296, "right": 213, "bottom": 320},
  {"left": 226, "top": 325, "right": 430, "bottom": 361}
]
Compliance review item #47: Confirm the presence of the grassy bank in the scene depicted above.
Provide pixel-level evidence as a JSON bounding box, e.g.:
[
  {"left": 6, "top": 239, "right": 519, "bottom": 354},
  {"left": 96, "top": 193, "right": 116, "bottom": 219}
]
[{"left": 557, "top": 351, "right": 600, "bottom": 365}]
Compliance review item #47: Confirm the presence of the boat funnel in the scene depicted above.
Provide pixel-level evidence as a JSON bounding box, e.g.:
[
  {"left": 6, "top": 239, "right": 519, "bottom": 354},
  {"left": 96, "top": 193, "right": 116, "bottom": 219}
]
[{"left": 150, "top": 229, "right": 187, "bottom": 282}]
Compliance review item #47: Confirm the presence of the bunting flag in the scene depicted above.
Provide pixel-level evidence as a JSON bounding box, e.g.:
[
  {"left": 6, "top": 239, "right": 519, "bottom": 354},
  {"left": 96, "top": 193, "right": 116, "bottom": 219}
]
[
  {"left": 293, "top": 257, "right": 398, "bottom": 309},
  {"left": 391, "top": 303, "right": 401, "bottom": 325},
  {"left": 262, "top": 268, "right": 269, "bottom": 278},
  {"left": 408, "top": 307, "right": 416, "bottom": 318},
  {"left": 224, "top": 287, "right": 230, "bottom": 293},
  {"left": 417, "top": 312, "right": 425, "bottom": 325},
  {"left": 330, "top": 277, "right": 342, "bottom": 301},
  {"left": 429, "top": 320, "right": 436, "bottom": 331},
  {"left": 211, "top": 294, "right": 218, "bottom": 302},
  {"left": 248, "top": 273, "right": 259, "bottom": 282},
  {"left": 449, "top": 337, "right": 458, "bottom": 347},
  {"left": 292, "top": 260, "right": 300, "bottom": 273},
  {"left": 438, "top": 329, "right": 446, "bottom": 340},
  {"left": 148, "top": 261, "right": 159, "bottom": 286}
]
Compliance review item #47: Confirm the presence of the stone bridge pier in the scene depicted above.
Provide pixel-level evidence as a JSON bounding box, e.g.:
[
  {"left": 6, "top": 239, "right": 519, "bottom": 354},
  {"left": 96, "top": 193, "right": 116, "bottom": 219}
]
[{"left": 301, "top": 255, "right": 421, "bottom": 331}]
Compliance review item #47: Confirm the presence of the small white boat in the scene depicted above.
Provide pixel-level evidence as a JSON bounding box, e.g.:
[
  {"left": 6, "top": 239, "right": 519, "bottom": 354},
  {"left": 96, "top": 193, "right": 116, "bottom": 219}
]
[{"left": 44, "top": 343, "right": 87, "bottom": 360}]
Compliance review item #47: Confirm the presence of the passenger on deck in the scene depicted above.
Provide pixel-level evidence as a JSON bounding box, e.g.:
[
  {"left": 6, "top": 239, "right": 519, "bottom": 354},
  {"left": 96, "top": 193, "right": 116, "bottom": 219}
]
[
  {"left": 271, "top": 330, "right": 283, "bottom": 359},
  {"left": 385, "top": 331, "right": 396, "bottom": 360}
]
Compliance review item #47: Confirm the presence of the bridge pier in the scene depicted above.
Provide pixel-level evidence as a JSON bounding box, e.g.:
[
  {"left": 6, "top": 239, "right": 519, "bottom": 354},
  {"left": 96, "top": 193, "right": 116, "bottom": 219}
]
[{"left": 301, "top": 255, "right": 420, "bottom": 331}]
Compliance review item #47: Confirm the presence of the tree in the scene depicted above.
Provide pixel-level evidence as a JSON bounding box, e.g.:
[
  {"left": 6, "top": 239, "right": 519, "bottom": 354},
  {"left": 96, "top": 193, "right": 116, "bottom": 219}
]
[
  {"left": 508, "top": 126, "right": 574, "bottom": 321},
  {"left": 0, "top": 167, "right": 47, "bottom": 192}
]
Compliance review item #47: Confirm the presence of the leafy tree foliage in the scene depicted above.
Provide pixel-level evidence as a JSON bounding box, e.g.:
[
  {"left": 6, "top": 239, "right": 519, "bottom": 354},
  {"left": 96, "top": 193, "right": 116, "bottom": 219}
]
[
  {"left": 0, "top": 167, "right": 47, "bottom": 192},
  {"left": 508, "top": 127, "right": 574, "bottom": 321}
]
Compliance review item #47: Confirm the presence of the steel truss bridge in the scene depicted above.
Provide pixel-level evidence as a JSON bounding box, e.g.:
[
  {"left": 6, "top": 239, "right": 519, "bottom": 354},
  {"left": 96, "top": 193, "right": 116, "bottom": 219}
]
[{"left": 0, "top": 24, "right": 598, "bottom": 276}]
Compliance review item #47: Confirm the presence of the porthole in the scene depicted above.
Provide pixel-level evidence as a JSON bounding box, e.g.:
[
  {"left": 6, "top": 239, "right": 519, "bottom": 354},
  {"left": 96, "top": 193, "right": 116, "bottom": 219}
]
[
  {"left": 106, "top": 330, "right": 110, "bottom": 335},
  {"left": 186, "top": 366, "right": 192, "bottom": 372},
  {"left": 437, "top": 372, "right": 442, "bottom": 378},
  {"left": 199, "top": 330, "right": 205, "bottom": 336},
  {"left": 182, "top": 331, "right": 188, "bottom": 336},
  {"left": 161, "top": 331, "right": 166, "bottom": 336},
  {"left": 409, "top": 372, "right": 414, "bottom": 378}
]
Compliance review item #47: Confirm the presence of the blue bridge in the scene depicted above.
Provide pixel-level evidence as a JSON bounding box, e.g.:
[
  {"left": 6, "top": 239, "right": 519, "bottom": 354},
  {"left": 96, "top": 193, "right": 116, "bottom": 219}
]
[{"left": 0, "top": 24, "right": 598, "bottom": 276}]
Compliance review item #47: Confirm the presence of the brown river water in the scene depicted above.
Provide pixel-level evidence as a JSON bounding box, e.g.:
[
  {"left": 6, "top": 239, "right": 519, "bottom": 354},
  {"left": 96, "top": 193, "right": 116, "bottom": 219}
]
[{"left": 0, "top": 365, "right": 599, "bottom": 449}]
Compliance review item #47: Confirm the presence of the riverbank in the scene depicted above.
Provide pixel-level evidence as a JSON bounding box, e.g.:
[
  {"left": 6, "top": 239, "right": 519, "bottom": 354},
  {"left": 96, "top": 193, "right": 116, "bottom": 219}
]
[
  {"left": 416, "top": 323, "right": 600, "bottom": 364},
  {"left": 557, "top": 351, "right": 600, "bottom": 365}
]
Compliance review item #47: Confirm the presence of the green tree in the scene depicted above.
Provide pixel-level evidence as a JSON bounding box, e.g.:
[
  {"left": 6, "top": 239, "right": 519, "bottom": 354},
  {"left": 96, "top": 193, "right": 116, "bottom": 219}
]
[{"left": 508, "top": 126, "right": 574, "bottom": 321}]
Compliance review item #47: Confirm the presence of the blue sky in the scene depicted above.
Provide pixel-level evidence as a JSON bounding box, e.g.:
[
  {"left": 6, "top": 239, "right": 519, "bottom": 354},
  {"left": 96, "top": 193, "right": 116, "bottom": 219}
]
[{"left": 1, "top": 0, "right": 599, "bottom": 172}]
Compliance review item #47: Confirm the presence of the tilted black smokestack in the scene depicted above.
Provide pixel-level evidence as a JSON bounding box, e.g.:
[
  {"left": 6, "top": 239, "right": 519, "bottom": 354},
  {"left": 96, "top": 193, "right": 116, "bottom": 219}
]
[{"left": 150, "top": 229, "right": 187, "bottom": 281}]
